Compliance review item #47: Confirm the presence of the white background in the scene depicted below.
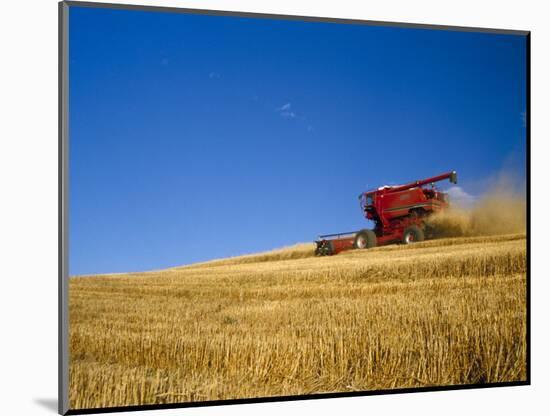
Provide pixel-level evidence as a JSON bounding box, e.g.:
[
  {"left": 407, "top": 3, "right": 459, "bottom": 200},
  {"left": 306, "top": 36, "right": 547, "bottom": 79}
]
[{"left": 0, "top": 0, "right": 547, "bottom": 415}]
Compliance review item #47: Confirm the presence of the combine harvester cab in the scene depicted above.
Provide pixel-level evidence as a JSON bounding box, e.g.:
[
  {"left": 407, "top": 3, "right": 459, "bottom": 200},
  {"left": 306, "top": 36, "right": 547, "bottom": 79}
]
[{"left": 315, "top": 171, "right": 457, "bottom": 256}]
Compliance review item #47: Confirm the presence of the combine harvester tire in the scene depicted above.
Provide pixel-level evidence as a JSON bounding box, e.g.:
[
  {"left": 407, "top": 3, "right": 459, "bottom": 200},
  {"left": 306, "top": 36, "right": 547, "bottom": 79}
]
[
  {"left": 354, "top": 229, "right": 377, "bottom": 249},
  {"left": 402, "top": 225, "right": 424, "bottom": 244}
]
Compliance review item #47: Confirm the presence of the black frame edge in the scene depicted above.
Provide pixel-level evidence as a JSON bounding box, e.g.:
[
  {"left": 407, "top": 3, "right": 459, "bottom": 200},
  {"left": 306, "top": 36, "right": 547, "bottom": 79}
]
[
  {"left": 59, "top": 1, "right": 70, "bottom": 415},
  {"left": 66, "top": 381, "right": 530, "bottom": 415},
  {"left": 525, "top": 31, "right": 531, "bottom": 385},
  {"left": 63, "top": 0, "right": 530, "bottom": 35}
]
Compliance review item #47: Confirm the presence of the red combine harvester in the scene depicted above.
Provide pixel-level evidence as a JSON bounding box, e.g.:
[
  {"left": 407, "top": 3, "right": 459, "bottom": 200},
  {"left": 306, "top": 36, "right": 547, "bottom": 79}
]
[{"left": 315, "top": 171, "right": 458, "bottom": 256}]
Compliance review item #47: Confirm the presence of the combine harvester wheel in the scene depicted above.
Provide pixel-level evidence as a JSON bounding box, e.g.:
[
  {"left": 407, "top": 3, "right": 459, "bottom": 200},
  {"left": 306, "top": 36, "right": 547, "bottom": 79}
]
[
  {"left": 402, "top": 225, "right": 425, "bottom": 244},
  {"left": 354, "top": 229, "right": 377, "bottom": 249}
]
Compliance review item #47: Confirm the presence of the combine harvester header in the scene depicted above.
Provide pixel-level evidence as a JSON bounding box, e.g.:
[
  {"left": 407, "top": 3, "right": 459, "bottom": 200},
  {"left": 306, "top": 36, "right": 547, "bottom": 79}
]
[{"left": 315, "top": 171, "right": 458, "bottom": 256}]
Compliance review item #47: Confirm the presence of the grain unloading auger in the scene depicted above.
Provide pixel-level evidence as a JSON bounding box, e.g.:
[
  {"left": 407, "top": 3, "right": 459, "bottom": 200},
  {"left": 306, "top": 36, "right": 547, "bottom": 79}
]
[{"left": 315, "top": 171, "right": 458, "bottom": 256}]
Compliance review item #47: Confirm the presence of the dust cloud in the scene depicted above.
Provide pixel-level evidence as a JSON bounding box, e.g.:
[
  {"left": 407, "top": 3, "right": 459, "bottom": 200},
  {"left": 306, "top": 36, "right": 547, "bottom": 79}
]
[{"left": 426, "top": 177, "right": 526, "bottom": 237}]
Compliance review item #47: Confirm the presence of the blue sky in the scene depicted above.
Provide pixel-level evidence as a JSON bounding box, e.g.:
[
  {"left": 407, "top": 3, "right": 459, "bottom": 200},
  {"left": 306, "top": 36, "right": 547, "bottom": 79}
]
[{"left": 69, "top": 6, "right": 527, "bottom": 275}]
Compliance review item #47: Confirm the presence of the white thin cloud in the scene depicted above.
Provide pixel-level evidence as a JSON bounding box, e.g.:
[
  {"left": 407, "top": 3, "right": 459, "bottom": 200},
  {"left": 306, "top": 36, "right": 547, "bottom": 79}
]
[
  {"left": 275, "top": 102, "right": 312, "bottom": 130},
  {"left": 276, "top": 102, "right": 296, "bottom": 118}
]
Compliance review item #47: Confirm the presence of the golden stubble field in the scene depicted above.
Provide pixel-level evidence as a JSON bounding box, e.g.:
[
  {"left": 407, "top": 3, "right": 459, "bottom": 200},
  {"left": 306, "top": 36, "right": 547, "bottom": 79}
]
[{"left": 69, "top": 232, "right": 527, "bottom": 409}]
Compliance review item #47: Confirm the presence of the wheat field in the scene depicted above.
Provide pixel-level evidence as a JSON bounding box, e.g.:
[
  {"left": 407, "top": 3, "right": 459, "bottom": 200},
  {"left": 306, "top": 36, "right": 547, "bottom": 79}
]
[{"left": 69, "top": 233, "right": 527, "bottom": 410}]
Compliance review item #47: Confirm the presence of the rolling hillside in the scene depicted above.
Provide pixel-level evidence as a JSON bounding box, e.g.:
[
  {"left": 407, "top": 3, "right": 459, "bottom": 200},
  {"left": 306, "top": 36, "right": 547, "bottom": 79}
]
[{"left": 69, "top": 233, "right": 527, "bottom": 409}]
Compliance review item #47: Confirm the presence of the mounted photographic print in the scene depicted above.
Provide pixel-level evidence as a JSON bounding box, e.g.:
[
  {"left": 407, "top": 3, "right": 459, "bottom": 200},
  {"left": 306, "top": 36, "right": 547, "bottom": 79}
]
[{"left": 59, "top": 1, "right": 530, "bottom": 414}]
